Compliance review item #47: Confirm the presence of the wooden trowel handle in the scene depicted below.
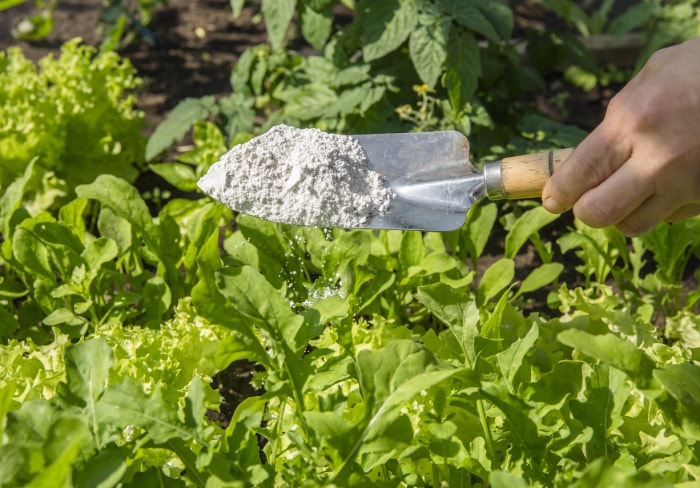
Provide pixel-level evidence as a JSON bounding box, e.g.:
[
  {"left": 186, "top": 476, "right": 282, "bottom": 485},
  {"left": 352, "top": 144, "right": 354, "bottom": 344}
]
[{"left": 483, "top": 148, "right": 574, "bottom": 200}]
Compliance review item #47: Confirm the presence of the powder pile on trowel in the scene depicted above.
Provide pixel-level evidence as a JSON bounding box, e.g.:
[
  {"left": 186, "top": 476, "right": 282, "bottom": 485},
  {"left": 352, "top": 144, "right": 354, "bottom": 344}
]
[{"left": 197, "top": 124, "right": 393, "bottom": 228}]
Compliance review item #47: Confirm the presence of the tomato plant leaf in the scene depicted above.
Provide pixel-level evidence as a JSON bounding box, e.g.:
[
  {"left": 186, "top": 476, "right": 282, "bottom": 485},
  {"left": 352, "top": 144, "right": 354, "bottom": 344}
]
[
  {"left": 262, "top": 0, "right": 295, "bottom": 49},
  {"left": 409, "top": 17, "right": 450, "bottom": 88},
  {"left": 443, "top": 0, "right": 499, "bottom": 43},
  {"left": 474, "top": 0, "right": 514, "bottom": 39},
  {"left": 444, "top": 29, "right": 481, "bottom": 111},
  {"left": 360, "top": 0, "right": 419, "bottom": 62},
  {"left": 299, "top": 0, "right": 333, "bottom": 51},
  {"left": 230, "top": 0, "right": 244, "bottom": 18}
]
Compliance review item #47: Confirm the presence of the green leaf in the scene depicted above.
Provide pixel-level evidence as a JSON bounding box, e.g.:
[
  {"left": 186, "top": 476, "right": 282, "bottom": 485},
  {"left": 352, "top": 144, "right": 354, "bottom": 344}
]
[
  {"left": 558, "top": 329, "right": 656, "bottom": 388},
  {"left": 0, "top": 0, "right": 28, "bottom": 11},
  {"left": 443, "top": 0, "right": 500, "bottom": 43},
  {"left": 478, "top": 258, "right": 514, "bottom": 304},
  {"left": 26, "top": 434, "right": 82, "bottom": 488},
  {"left": 97, "top": 207, "right": 132, "bottom": 255},
  {"left": 215, "top": 328, "right": 272, "bottom": 370},
  {"left": 142, "top": 276, "right": 172, "bottom": 322},
  {"left": 192, "top": 232, "right": 246, "bottom": 331},
  {"left": 97, "top": 378, "right": 198, "bottom": 445},
  {"left": 473, "top": 0, "right": 513, "bottom": 39},
  {"left": 262, "top": 0, "right": 295, "bottom": 49},
  {"left": 481, "top": 283, "right": 515, "bottom": 340},
  {"left": 654, "top": 363, "right": 700, "bottom": 441},
  {"left": 279, "top": 83, "right": 338, "bottom": 120},
  {"left": 496, "top": 323, "right": 539, "bottom": 386},
  {"left": 230, "top": 0, "right": 245, "bottom": 18},
  {"left": 81, "top": 238, "right": 118, "bottom": 276},
  {"left": 76, "top": 175, "right": 154, "bottom": 236},
  {"left": 416, "top": 282, "right": 479, "bottom": 368},
  {"left": 145, "top": 96, "right": 218, "bottom": 161},
  {"left": 304, "top": 410, "right": 355, "bottom": 451},
  {"left": 399, "top": 231, "right": 424, "bottom": 271},
  {"left": 149, "top": 163, "right": 198, "bottom": 192},
  {"left": 505, "top": 206, "right": 558, "bottom": 259},
  {"left": 0, "top": 306, "right": 20, "bottom": 339},
  {"left": 73, "top": 446, "right": 127, "bottom": 488},
  {"left": 12, "top": 227, "right": 54, "bottom": 281},
  {"left": 460, "top": 201, "right": 497, "bottom": 264},
  {"left": 14, "top": 10, "right": 54, "bottom": 41},
  {"left": 409, "top": 17, "right": 450, "bottom": 88},
  {"left": 62, "top": 339, "right": 113, "bottom": 446},
  {"left": 480, "top": 381, "right": 545, "bottom": 449},
  {"left": 332, "top": 340, "right": 465, "bottom": 479},
  {"left": 183, "top": 376, "right": 207, "bottom": 429},
  {"left": 215, "top": 265, "right": 304, "bottom": 351},
  {"left": 444, "top": 30, "right": 481, "bottom": 111},
  {"left": 300, "top": 0, "right": 333, "bottom": 51},
  {"left": 490, "top": 470, "right": 531, "bottom": 488},
  {"left": 43, "top": 308, "right": 83, "bottom": 326},
  {"left": 516, "top": 262, "right": 564, "bottom": 297},
  {"left": 360, "top": 0, "right": 419, "bottom": 62},
  {"left": 322, "top": 231, "right": 371, "bottom": 278},
  {"left": 0, "top": 157, "right": 35, "bottom": 238}
]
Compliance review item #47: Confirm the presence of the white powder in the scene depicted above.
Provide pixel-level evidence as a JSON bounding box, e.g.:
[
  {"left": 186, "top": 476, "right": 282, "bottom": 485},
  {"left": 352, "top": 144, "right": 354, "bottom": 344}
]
[{"left": 197, "top": 124, "right": 394, "bottom": 228}]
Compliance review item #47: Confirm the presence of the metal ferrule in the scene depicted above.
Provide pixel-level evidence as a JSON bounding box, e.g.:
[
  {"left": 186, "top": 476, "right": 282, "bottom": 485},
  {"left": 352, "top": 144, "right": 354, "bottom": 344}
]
[{"left": 483, "top": 161, "right": 505, "bottom": 200}]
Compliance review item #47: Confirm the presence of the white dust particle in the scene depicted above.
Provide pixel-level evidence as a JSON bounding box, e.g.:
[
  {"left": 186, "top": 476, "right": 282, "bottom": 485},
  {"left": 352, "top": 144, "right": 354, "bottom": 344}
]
[{"left": 197, "top": 124, "right": 394, "bottom": 228}]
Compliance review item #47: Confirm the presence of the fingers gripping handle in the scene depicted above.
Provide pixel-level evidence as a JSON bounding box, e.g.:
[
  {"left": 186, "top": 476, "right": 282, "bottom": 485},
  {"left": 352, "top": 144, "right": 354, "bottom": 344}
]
[{"left": 484, "top": 148, "right": 574, "bottom": 200}]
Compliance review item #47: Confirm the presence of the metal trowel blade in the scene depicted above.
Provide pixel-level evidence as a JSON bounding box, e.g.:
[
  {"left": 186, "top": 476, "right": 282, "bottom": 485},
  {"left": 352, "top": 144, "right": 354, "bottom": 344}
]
[{"left": 355, "top": 131, "right": 485, "bottom": 231}]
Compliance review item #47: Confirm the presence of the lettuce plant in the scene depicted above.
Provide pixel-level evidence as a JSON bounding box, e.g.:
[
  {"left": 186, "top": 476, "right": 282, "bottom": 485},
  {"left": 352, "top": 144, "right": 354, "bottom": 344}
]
[{"left": 0, "top": 39, "right": 145, "bottom": 206}]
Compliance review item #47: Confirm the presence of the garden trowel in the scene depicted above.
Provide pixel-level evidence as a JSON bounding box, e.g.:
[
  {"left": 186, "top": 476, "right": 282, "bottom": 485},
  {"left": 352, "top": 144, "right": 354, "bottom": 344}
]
[{"left": 356, "top": 130, "right": 573, "bottom": 231}]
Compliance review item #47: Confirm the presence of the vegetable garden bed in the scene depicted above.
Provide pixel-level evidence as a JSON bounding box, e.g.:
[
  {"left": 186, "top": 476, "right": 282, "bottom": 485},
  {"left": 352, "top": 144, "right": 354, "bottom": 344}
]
[{"left": 1, "top": 1, "right": 700, "bottom": 486}]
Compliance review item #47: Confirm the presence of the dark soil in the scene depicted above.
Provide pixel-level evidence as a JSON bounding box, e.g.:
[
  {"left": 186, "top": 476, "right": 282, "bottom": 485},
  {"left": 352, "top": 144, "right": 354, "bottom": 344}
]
[{"left": 1, "top": 0, "right": 267, "bottom": 132}]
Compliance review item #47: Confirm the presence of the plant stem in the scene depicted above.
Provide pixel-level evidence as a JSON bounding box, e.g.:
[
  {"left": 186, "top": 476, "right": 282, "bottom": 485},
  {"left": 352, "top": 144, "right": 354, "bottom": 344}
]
[{"left": 476, "top": 398, "right": 498, "bottom": 469}]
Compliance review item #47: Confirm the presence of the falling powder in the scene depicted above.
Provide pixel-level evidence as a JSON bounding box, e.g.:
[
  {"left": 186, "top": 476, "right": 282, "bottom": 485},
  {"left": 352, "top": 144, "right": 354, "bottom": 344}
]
[{"left": 197, "top": 124, "right": 394, "bottom": 228}]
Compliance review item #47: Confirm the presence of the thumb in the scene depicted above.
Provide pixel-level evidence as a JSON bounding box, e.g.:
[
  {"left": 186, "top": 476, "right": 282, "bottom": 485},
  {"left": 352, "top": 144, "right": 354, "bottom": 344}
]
[{"left": 542, "top": 123, "right": 631, "bottom": 214}]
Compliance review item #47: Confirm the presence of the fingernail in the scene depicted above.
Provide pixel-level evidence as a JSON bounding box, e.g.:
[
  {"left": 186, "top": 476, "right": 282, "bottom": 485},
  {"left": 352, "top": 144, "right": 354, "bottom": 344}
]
[{"left": 543, "top": 196, "right": 565, "bottom": 214}]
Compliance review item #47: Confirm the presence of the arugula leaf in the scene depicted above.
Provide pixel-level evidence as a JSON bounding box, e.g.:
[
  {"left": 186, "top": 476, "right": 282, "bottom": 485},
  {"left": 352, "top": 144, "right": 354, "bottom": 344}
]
[
  {"left": 558, "top": 329, "right": 656, "bottom": 388},
  {"left": 496, "top": 323, "right": 539, "bottom": 387},
  {"left": 478, "top": 258, "right": 515, "bottom": 305},
  {"left": 416, "top": 281, "right": 479, "bottom": 368},
  {"left": 215, "top": 265, "right": 305, "bottom": 352},
  {"left": 504, "top": 206, "right": 558, "bottom": 259},
  {"left": 75, "top": 175, "right": 154, "bottom": 236}
]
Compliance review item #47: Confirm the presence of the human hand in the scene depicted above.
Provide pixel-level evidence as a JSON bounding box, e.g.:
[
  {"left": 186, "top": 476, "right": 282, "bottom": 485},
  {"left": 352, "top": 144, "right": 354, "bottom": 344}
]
[{"left": 542, "top": 37, "right": 700, "bottom": 236}]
